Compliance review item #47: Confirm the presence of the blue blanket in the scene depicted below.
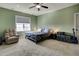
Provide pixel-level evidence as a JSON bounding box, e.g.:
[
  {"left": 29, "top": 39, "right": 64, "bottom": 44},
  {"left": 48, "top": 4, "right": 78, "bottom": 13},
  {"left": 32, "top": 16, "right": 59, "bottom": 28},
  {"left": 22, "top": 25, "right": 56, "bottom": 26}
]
[
  {"left": 25, "top": 32, "right": 48, "bottom": 43},
  {"left": 25, "top": 32, "right": 48, "bottom": 36}
]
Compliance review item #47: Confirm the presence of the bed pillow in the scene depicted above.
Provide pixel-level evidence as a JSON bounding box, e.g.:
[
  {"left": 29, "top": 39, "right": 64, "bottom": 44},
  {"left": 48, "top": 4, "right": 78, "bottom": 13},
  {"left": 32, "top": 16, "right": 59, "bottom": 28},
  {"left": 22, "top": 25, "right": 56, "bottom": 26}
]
[{"left": 41, "top": 28, "right": 49, "bottom": 33}]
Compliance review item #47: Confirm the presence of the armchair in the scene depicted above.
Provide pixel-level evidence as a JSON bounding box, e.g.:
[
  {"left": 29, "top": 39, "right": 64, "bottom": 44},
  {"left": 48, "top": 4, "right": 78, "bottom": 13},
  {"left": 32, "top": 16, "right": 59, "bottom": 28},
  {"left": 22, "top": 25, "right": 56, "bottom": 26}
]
[{"left": 4, "top": 29, "right": 19, "bottom": 44}]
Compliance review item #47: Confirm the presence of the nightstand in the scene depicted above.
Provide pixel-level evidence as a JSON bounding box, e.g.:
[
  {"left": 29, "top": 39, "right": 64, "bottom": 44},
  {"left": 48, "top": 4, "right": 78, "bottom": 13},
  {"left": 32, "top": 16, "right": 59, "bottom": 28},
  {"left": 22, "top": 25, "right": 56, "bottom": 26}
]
[{"left": 49, "top": 34, "right": 57, "bottom": 39}]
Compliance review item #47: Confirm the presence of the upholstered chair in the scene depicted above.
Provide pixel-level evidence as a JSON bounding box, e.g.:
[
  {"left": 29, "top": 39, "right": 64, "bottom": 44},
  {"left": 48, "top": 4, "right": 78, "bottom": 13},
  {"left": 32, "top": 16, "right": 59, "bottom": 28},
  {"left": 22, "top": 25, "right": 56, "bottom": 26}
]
[{"left": 4, "top": 29, "right": 19, "bottom": 44}]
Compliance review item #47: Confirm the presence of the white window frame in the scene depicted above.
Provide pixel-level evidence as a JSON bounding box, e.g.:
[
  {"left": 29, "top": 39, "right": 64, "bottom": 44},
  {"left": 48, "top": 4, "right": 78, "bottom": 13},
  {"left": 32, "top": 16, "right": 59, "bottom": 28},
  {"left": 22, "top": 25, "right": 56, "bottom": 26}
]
[{"left": 15, "top": 15, "right": 31, "bottom": 32}]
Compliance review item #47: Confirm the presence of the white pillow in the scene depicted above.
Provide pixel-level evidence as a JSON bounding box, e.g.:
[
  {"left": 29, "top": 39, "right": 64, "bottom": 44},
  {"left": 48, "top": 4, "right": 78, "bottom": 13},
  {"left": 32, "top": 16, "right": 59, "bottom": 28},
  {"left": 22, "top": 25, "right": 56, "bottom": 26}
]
[{"left": 41, "top": 28, "right": 49, "bottom": 33}]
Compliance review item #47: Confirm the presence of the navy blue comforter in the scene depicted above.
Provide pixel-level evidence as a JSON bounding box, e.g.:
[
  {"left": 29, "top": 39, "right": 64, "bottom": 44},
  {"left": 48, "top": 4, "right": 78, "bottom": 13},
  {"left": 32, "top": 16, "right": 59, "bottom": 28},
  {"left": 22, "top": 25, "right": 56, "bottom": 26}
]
[{"left": 25, "top": 32, "right": 48, "bottom": 43}]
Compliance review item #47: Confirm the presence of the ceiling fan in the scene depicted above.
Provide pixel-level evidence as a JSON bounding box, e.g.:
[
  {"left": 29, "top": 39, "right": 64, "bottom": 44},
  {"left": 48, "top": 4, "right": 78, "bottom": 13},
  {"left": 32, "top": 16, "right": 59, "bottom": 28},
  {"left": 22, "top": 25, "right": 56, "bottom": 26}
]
[{"left": 29, "top": 3, "right": 48, "bottom": 11}]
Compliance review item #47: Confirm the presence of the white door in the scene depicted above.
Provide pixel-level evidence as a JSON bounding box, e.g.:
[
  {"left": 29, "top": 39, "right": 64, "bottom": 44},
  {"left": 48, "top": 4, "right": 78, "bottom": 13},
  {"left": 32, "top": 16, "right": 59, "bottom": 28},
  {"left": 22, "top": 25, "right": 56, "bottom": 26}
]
[{"left": 74, "top": 13, "right": 79, "bottom": 41}]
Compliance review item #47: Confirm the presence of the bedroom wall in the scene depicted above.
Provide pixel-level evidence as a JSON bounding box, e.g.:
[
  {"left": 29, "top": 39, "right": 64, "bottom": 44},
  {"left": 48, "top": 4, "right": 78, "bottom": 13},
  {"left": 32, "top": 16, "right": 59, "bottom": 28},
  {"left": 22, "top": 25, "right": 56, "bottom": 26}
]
[
  {"left": 0, "top": 7, "right": 37, "bottom": 35},
  {"left": 37, "top": 4, "right": 79, "bottom": 33}
]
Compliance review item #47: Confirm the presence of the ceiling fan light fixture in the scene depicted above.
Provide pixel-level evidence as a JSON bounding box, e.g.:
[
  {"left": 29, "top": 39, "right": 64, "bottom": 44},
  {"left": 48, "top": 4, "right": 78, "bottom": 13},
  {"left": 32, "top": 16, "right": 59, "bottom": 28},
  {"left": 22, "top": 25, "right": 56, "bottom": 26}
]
[
  {"left": 29, "top": 3, "right": 48, "bottom": 11},
  {"left": 36, "top": 5, "right": 41, "bottom": 8}
]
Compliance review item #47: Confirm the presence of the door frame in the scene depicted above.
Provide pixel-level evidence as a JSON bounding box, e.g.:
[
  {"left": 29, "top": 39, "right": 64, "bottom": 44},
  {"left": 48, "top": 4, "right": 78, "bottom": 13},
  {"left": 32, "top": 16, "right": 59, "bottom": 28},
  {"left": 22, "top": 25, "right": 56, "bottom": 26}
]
[{"left": 74, "top": 13, "right": 79, "bottom": 36}]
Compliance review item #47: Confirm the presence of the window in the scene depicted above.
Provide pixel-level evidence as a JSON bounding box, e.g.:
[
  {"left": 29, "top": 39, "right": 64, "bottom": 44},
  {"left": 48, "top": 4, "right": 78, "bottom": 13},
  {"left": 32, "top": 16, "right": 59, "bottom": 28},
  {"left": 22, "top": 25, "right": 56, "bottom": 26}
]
[
  {"left": 15, "top": 15, "right": 31, "bottom": 32},
  {"left": 16, "top": 23, "right": 31, "bottom": 32},
  {"left": 16, "top": 23, "right": 23, "bottom": 31},
  {"left": 24, "top": 23, "right": 31, "bottom": 31}
]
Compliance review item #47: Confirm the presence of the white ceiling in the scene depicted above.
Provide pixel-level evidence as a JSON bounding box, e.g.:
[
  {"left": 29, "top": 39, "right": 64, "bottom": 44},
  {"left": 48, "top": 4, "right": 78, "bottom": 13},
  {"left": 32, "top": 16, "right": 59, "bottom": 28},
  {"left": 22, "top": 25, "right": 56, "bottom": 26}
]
[{"left": 0, "top": 3, "right": 76, "bottom": 16}]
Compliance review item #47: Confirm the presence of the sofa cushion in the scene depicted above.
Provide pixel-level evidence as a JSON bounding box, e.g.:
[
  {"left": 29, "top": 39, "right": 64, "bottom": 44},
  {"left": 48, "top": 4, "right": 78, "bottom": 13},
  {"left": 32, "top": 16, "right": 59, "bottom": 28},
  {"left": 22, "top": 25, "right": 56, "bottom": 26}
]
[{"left": 56, "top": 32, "right": 78, "bottom": 44}]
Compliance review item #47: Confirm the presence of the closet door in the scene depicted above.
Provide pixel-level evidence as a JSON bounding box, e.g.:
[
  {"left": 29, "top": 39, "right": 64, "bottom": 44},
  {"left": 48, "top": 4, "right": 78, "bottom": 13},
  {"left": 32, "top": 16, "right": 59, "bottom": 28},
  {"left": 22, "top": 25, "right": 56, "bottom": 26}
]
[
  {"left": 75, "top": 14, "right": 79, "bottom": 41},
  {"left": 76, "top": 14, "right": 79, "bottom": 38}
]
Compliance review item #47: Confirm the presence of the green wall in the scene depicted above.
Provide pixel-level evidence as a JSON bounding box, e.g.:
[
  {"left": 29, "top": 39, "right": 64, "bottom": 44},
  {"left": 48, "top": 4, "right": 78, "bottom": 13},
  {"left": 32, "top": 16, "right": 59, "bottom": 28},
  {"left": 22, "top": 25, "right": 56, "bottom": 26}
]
[
  {"left": 37, "top": 4, "right": 79, "bottom": 33},
  {"left": 0, "top": 4, "right": 79, "bottom": 35},
  {"left": 0, "top": 7, "right": 37, "bottom": 35}
]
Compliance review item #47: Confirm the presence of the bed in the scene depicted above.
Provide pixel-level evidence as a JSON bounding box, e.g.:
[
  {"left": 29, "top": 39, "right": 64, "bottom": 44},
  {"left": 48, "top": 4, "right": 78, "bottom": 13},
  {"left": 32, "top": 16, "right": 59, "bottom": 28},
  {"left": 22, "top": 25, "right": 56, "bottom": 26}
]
[{"left": 25, "top": 28, "right": 50, "bottom": 43}]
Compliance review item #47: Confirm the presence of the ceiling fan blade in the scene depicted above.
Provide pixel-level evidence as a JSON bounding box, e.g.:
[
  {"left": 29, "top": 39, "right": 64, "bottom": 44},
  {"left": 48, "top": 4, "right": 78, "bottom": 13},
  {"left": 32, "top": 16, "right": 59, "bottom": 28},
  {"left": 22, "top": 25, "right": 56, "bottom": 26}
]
[
  {"left": 41, "top": 5, "right": 48, "bottom": 9},
  {"left": 33, "top": 3, "right": 40, "bottom": 5},
  {"left": 38, "top": 8, "right": 40, "bottom": 11},
  {"left": 29, "top": 6, "right": 36, "bottom": 9}
]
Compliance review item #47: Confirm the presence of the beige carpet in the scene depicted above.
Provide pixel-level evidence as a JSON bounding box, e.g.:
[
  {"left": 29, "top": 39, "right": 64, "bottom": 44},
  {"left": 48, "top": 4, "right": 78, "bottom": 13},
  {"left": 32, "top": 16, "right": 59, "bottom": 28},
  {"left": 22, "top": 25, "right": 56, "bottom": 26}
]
[
  {"left": 39, "top": 39, "right": 79, "bottom": 56},
  {"left": 0, "top": 35, "right": 79, "bottom": 56},
  {"left": 0, "top": 36, "right": 63, "bottom": 56}
]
